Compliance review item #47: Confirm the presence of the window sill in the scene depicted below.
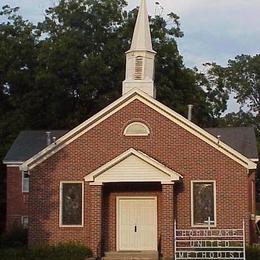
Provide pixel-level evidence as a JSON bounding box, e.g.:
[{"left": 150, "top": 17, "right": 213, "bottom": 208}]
[
  {"left": 191, "top": 223, "right": 217, "bottom": 228},
  {"left": 59, "top": 225, "right": 84, "bottom": 228}
]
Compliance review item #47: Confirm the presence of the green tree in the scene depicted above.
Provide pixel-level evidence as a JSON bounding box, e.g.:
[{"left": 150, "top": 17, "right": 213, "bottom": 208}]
[
  {"left": 0, "top": 5, "right": 38, "bottom": 159},
  {"left": 226, "top": 54, "right": 260, "bottom": 113},
  {"left": 204, "top": 54, "right": 260, "bottom": 116},
  {"left": 0, "top": 5, "right": 40, "bottom": 231}
]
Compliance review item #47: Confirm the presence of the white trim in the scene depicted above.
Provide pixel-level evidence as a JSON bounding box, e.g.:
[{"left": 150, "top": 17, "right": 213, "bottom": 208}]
[
  {"left": 84, "top": 148, "right": 182, "bottom": 184},
  {"left": 161, "top": 181, "right": 175, "bottom": 185},
  {"left": 89, "top": 182, "right": 103, "bottom": 186},
  {"left": 123, "top": 122, "right": 150, "bottom": 136},
  {"left": 116, "top": 196, "right": 157, "bottom": 251},
  {"left": 191, "top": 180, "right": 217, "bottom": 228},
  {"left": 59, "top": 181, "right": 84, "bottom": 228},
  {"left": 20, "top": 89, "right": 257, "bottom": 171},
  {"left": 22, "top": 171, "right": 29, "bottom": 193},
  {"left": 6, "top": 164, "right": 22, "bottom": 168},
  {"left": 4, "top": 161, "right": 23, "bottom": 165},
  {"left": 251, "top": 158, "right": 259, "bottom": 162}
]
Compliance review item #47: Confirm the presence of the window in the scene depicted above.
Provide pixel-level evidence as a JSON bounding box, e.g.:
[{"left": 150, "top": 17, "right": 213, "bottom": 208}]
[
  {"left": 124, "top": 122, "right": 150, "bottom": 136},
  {"left": 60, "top": 182, "right": 83, "bottom": 227},
  {"left": 21, "top": 216, "right": 29, "bottom": 229},
  {"left": 191, "top": 181, "right": 216, "bottom": 227},
  {"left": 22, "top": 171, "right": 29, "bottom": 192}
]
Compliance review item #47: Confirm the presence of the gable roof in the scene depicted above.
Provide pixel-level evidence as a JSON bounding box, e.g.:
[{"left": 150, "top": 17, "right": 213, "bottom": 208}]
[
  {"left": 205, "top": 127, "right": 258, "bottom": 160},
  {"left": 3, "top": 130, "right": 67, "bottom": 165},
  {"left": 18, "top": 89, "right": 256, "bottom": 171},
  {"left": 85, "top": 148, "right": 182, "bottom": 184}
]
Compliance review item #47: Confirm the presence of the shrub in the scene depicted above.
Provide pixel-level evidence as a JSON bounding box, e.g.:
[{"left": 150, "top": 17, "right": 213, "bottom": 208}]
[
  {"left": 0, "top": 248, "right": 26, "bottom": 260},
  {"left": 246, "top": 245, "right": 260, "bottom": 260},
  {"left": 0, "top": 226, "right": 27, "bottom": 248},
  {"left": 27, "top": 242, "right": 92, "bottom": 260}
]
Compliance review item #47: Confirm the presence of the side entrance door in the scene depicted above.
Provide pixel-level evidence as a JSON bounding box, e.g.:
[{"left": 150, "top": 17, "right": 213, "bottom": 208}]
[{"left": 117, "top": 197, "right": 157, "bottom": 251}]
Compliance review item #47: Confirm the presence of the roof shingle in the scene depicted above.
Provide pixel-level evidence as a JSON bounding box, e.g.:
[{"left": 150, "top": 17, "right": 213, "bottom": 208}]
[
  {"left": 205, "top": 127, "right": 258, "bottom": 159},
  {"left": 3, "top": 130, "right": 67, "bottom": 163}
]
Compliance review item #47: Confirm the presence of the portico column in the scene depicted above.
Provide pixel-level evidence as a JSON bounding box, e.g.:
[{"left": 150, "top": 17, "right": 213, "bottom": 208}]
[
  {"left": 161, "top": 184, "right": 175, "bottom": 259},
  {"left": 89, "top": 184, "right": 103, "bottom": 258}
]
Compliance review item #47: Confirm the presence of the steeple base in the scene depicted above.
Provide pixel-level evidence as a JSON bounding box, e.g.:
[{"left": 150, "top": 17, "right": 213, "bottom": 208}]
[{"left": 122, "top": 80, "right": 156, "bottom": 98}]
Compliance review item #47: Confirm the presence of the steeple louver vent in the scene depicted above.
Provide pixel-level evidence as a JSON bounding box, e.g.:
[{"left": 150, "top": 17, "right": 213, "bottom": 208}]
[{"left": 135, "top": 56, "right": 143, "bottom": 80}]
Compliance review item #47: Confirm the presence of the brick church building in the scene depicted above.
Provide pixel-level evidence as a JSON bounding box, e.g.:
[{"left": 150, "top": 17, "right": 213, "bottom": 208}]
[{"left": 3, "top": 0, "right": 259, "bottom": 259}]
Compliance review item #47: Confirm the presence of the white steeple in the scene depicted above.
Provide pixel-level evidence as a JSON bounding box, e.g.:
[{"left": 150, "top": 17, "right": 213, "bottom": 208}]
[{"left": 122, "top": 0, "right": 156, "bottom": 98}]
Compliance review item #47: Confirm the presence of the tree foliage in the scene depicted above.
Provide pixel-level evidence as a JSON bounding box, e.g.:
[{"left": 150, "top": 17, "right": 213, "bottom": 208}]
[
  {"left": 205, "top": 54, "right": 260, "bottom": 115},
  {"left": 204, "top": 55, "right": 260, "bottom": 136}
]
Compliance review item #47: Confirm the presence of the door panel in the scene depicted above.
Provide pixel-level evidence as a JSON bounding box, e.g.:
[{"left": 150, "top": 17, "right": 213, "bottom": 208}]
[{"left": 117, "top": 197, "right": 157, "bottom": 251}]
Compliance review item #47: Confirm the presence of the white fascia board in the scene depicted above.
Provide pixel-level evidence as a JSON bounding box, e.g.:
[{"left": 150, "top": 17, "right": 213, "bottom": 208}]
[
  {"left": 3, "top": 161, "right": 23, "bottom": 165},
  {"left": 20, "top": 88, "right": 257, "bottom": 171},
  {"left": 84, "top": 148, "right": 183, "bottom": 182}
]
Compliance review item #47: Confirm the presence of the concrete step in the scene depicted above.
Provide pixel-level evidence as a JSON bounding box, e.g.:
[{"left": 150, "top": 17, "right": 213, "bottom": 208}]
[{"left": 102, "top": 251, "right": 159, "bottom": 260}]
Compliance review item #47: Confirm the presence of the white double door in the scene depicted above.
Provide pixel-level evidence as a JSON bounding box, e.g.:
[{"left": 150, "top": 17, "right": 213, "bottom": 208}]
[{"left": 117, "top": 197, "right": 157, "bottom": 251}]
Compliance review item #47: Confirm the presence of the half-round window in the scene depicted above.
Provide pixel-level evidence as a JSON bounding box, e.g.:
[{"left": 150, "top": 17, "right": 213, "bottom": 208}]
[{"left": 124, "top": 122, "right": 150, "bottom": 136}]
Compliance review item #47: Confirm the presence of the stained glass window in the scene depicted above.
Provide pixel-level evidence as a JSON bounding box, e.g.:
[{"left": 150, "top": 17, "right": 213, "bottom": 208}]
[
  {"left": 192, "top": 181, "right": 215, "bottom": 226},
  {"left": 61, "top": 182, "right": 83, "bottom": 226}
]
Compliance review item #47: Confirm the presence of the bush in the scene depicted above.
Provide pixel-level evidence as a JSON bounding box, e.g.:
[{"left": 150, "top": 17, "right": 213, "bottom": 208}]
[
  {"left": 27, "top": 242, "right": 92, "bottom": 260},
  {"left": 0, "top": 226, "right": 27, "bottom": 248},
  {"left": 0, "top": 242, "right": 92, "bottom": 260},
  {"left": 0, "top": 248, "right": 26, "bottom": 260},
  {"left": 246, "top": 245, "right": 260, "bottom": 260}
]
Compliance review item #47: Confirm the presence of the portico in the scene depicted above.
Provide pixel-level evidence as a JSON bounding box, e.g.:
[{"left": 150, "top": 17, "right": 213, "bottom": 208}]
[{"left": 85, "top": 148, "right": 182, "bottom": 258}]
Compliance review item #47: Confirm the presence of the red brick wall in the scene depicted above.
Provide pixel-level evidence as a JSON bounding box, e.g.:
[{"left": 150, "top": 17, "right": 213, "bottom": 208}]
[
  {"left": 89, "top": 185, "right": 103, "bottom": 256},
  {"left": 28, "top": 99, "right": 252, "bottom": 254},
  {"left": 248, "top": 170, "right": 257, "bottom": 243},
  {"left": 161, "top": 184, "right": 174, "bottom": 258},
  {"left": 6, "top": 166, "right": 28, "bottom": 231}
]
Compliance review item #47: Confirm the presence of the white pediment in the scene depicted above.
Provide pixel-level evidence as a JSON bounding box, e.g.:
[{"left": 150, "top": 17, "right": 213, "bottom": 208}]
[{"left": 84, "top": 148, "right": 182, "bottom": 185}]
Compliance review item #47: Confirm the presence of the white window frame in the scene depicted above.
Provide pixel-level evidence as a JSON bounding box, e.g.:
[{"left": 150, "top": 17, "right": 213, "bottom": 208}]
[
  {"left": 123, "top": 122, "right": 150, "bottom": 136},
  {"left": 191, "top": 180, "right": 217, "bottom": 228},
  {"left": 21, "top": 215, "right": 29, "bottom": 229},
  {"left": 59, "top": 181, "right": 84, "bottom": 227},
  {"left": 22, "top": 171, "right": 29, "bottom": 193}
]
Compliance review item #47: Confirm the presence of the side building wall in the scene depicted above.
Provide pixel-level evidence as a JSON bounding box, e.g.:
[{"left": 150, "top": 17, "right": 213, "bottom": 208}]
[{"left": 6, "top": 166, "right": 28, "bottom": 232}]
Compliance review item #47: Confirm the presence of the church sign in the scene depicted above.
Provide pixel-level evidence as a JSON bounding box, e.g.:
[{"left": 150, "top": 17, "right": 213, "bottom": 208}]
[{"left": 174, "top": 220, "right": 246, "bottom": 259}]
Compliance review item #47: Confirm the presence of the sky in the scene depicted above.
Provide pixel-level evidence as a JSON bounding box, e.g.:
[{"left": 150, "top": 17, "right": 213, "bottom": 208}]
[{"left": 2, "top": 0, "right": 260, "bottom": 112}]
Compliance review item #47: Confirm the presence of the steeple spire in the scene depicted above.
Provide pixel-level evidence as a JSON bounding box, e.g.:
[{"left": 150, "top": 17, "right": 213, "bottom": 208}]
[
  {"left": 130, "top": 0, "right": 153, "bottom": 52},
  {"left": 122, "top": 0, "right": 156, "bottom": 98}
]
